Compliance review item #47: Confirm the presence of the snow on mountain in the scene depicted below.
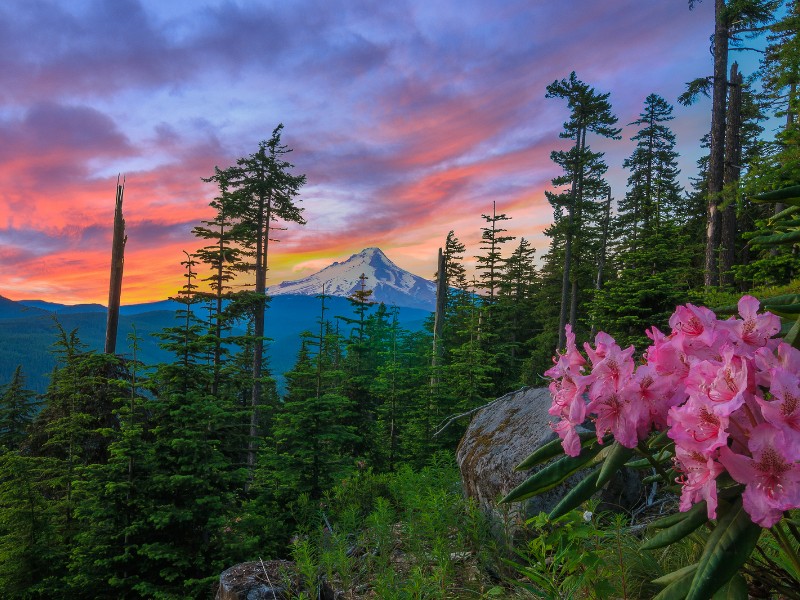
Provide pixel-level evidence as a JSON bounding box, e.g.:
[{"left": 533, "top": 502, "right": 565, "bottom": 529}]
[{"left": 267, "top": 247, "right": 436, "bottom": 311}]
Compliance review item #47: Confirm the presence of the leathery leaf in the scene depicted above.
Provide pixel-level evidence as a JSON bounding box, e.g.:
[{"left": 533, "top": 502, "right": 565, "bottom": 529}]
[
  {"left": 501, "top": 441, "right": 604, "bottom": 504},
  {"left": 515, "top": 430, "right": 597, "bottom": 471},
  {"left": 547, "top": 465, "right": 601, "bottom": 520},
  {"left": 685, "top": 498, "right": 762, "bottom": 600},
  {"left": 596, "top": 441, "right": 634, "bottom": 488},
  {"left": 642, "top": 501, "right": 708, "bottom": 550}
]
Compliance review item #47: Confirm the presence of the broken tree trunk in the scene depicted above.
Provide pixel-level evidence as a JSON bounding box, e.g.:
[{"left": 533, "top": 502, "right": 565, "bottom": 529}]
[
  {"left": 720, "top": 63, "right": 743, "bottom": 288},
  {"left": 104, "top": 177, "right": 126, "bottom": 355},
  {"left": 430, "top": 247, "right": 447, "bottom": 389}
]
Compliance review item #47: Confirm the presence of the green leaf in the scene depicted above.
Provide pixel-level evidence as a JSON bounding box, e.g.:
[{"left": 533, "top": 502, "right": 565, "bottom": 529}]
[
  {"left": 685, "top": 498, "right": 762, "bottom": 600},
  {"left": 642, "top": 501, "right": 709, "bottom": 550},
  {"left": 649, "top": 506, "right": 696, "bottom": 530},
  {"left": 770, "top": 205, "right": 800, "bottom": 221},
  {"left": 710, "top": 573, "right": 748, "bottom": 600},
  {"left": 547, "top": 466, "right": 601, "bottom": 520},
  {"left": 652, "top": 564, "right": 697, "bottom": 600},
  {"left": 596, "top": 442, "right": 634, "bottom": 488},
  {"left": 761, "top": 293, "right": 800, "bottom": 307},
  {"left": 501, "top": 442, "right": 605, "bottom": 504},
  {"left": 785, "top": 314, "right": 800, "bottom": 349},
  {"left": 749, "top": 229, "right": 800, "bottom": 247},
  {"left": 751, "top": 184, "right": 800, "bottom": 204},
  {"left": 652, "top": 563, "right": 698, "bottom": 586},
  {"left": 515, "top": 431, "right": 597, "bottom": 471},
  {"left": 626, "top": 449, "right": 672, "bottom": 469}
]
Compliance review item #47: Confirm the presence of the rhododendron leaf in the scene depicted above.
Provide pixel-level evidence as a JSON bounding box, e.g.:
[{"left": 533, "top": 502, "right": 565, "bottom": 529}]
[
  {"left": 770, "top": 204, "right": 800, "bottom": 221},
  {"left": 649, "top": 502, "right": 706, "bottom": 530},
  {"left": 547, "top": 466, "right": 601, "bottom": 520},
  {"left": 685, "top": 498, "right": 762, "bottom": 600},
  {"left": 514, "top": 430, "right": 598, "bottom": 471},
  {"left": 652, "top": 563, "right": 698, "bottom": 586},
  {"left": 749, "top": 229, "right": 800, "bottom": 246},
  {"left": 785, "top": 314, "right": 800, "bottom": 348},
  {"left": 766, "top": 304, "right": 800, "bottom": 318},
  {"left": 596, "top": 442, "right": 634, "bottom": 488},
  {"left": 710, "top": 573, "right": 748, "bottom": 600},
  {"left": 642, "top": 500, "right": 709, "bottom": 550},
  {"left": 761, "top": 293, "right": 800, "bottom": 307},
  {"left": 501, "top": 443, "right": 604, "bottom": 504},
  {"left": 647, "top": 430, "right": 672, "bottom": 449},
  {"left": 625, "top": 449, "right": 672, "bottom": 469},
  {"left": 751, "top": 184, "right": 800, "bottom": 205},
  {"left": 652, "top": 565, "right": 696, "bottom": 600},
  {"left": 643, "top": 474, "right": 663, "bottom": 484}
]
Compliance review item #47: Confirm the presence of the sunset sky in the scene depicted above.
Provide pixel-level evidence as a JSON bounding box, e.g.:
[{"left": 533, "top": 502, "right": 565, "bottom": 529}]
[{"left": 0, "top": 0, "right": 747, "bottom": 305}]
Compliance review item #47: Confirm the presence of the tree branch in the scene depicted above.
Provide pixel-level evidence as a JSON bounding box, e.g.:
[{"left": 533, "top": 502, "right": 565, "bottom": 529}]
[{"left": 432, "top": 386, "right": 530, "bottom": 437}]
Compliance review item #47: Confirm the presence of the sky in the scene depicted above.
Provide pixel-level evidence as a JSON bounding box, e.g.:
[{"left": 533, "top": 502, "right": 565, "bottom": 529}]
[{"left": 0, "top": 0, "right": 745, "bottom": 305}]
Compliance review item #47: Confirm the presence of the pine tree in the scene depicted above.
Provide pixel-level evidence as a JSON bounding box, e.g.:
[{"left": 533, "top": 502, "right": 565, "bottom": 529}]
[
  {"left": 545, "top": 72, "right": 620, "bottom": 349},
  {"left": 618, "top": 94, "right": 683, "bottom": 246},
  {"left": 494, "top": 238, "right": 539, "bottom": 388},
  {"left": 0, "top": 366, "right": 37, "bottom": 451},
  {"left": 204, "top": 124, "right": 306, "bottom": 471}
]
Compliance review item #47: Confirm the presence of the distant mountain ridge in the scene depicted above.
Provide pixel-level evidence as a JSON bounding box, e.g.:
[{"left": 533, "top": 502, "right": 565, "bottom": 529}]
[{"left": 267, "top": 247, "right": 436, "bottom": 310}]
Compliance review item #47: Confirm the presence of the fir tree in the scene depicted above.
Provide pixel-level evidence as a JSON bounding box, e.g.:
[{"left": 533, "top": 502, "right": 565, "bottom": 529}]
[
  {"left": 0, "top": 366, "right": 37, "bottom": 451},
  {"left": 544, "top": 72, "right": 620, "bottom": 349}
]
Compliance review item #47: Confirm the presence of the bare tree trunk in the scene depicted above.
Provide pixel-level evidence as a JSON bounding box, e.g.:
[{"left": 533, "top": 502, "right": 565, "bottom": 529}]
[
  {"left": 430, "top": 247, "right": 447, "bottom": 389},
  {"left": 248, "top": 188, "right": 271, "bottom": 473},
  {"left": 568, "top": 128, "right": 587, "bottom": 333},
  {"left": 105, "top": 177, "right": 126, "bottom": 355},
  {"left": 557, "top": 131, "right": 584, "bottom": 350},
  {"left": 720, "top": 62, "right": 742, "bottom": 287},
  {"left": 704, "top": 0, "right": 729, "bottom": 288}
]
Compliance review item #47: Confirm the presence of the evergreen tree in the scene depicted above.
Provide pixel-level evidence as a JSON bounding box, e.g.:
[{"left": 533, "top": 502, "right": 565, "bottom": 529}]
[
  {"left": 474, "top": 203, "right": 515, "bottom": 304},
  {"left": 271, "top": 289, "right": 358, "bottom": 500},
  {"left": 204, "top": 124, "right": 307, "bottom": 471},
  {"left": 618, "top": 94, "right": 683, "bottom": 244},
  {"left": 544, "top": 72, "right": 620, "bottom": 349},
  {"left": 495, "top": 238, "right": 539, "bottom": 388},
  {"left": 0, "top": 366, "right": 36, "bottom": 451}
]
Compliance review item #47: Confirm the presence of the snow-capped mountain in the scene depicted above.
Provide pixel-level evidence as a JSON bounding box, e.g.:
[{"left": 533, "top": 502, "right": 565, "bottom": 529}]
[{"left": 266, "top": 247, "right": 436, "bottom": 311}]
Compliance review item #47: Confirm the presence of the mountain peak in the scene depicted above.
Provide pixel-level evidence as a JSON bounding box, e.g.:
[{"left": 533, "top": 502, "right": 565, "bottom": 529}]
[{"left": 267, "top": 248, "right": 435, "bottom": 310}]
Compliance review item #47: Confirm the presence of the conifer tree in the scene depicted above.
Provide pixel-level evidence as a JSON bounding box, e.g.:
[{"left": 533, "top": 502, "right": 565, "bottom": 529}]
[
  {"left": 544, "top": 72, "right": 620, "bottom": 349},
  {"left": 0, "top": 366, "right": 36, "bottom": 451},
  {"left": 271, "top": 287, "right": 358, "bottom": 500},
  {"left": 204, "top": 124, "right": 306, "bottom": 471},
  {"left": 475, "top": 203, "right": 515, "bottom": 305}
]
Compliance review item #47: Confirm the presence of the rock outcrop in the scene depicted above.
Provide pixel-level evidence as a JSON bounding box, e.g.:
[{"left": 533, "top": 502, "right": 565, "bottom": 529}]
[
  {"left": 216, "top": 560, "right": 299, "bottom": 600},
  {"left": 456, "top": 387, "right": 642, "bottom": 536}
]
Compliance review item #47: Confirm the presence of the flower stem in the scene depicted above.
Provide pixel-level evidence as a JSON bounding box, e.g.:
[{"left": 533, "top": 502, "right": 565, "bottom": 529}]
[{"left": 637, "top": 440, "right": 672, "bottom": 484}]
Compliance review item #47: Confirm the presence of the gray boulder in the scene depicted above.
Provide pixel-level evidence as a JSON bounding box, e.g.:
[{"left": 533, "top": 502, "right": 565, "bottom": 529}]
[
  {"left": 216, "top": 560, "right": 298, "bottom": 600},
  {"left": 456, "top": 387, "right": 642, "bottom": 537}
]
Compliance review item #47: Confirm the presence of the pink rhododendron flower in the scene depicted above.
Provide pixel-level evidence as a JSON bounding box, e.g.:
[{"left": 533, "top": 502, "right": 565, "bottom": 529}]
[
  {"left": 587, "top": 380, "right": 641, "bottom": 448},
  {"left": 552, "top": 418, "right": 582, "bottom": 457},
  {"left": 706, "top": 349, "right": 750, "bottom": 415},
  {"left": 757, "top": 367, "right": 800, "bottom": 435},
  {"left": 668, "top": 396, "right": 730, "bottom": 454},
  {"left": 669, "top": 303, "right": 720, "bottom": 351},
  {"left": 547, "top": 296, "right": 800, "bottom": 527},
  {"left": 719, "top": 424, "right": 800, "bottom": 527},
  {"left": 755, "top": 342, "right": 800, "bottom": 388},
  {"left": 674, "top": 446, "right": 725, "bottom": 519},
  {"left": 644, "top": 326, "right": 689, "bottom": 380},
  {"left": 584, "top": 331, "right": 618, "bottom": 366},
  {"left": 730, "top": 295, "right": 781, "bottom": 352},
  {"left": 620, "top": 364, "right": 680, "bottom": 436}
]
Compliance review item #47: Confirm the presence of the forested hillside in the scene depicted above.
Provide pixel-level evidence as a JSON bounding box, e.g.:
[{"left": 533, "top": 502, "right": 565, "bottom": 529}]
[{"left": 1, "top": 2, "right": 799, "bottom": 598}]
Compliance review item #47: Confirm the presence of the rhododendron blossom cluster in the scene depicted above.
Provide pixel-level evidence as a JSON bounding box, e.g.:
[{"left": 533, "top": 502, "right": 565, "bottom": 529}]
[{"left": 545, "top": 296, "right": 800, "bottom": 528}]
